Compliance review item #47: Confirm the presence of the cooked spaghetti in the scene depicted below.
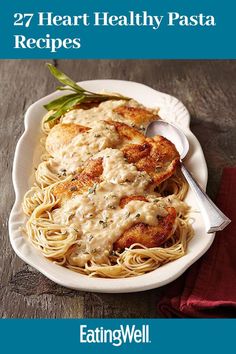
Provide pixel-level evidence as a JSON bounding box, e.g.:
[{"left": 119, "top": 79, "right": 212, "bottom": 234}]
[{"left": 23, "top": 97, "right": 193, "bottom": 278}]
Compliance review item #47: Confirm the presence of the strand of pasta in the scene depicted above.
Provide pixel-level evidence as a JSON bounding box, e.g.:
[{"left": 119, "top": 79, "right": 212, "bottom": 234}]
[
  {"left": 23, "top": 173, "right": 193, "bottom": 278},
  {"left": 66, "top": 218, "right": 193, "bottom": 278}
]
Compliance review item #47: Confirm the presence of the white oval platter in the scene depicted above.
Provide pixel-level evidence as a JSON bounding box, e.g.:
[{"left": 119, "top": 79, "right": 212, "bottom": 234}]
[{"left": 9, "top": 80, "right": 215, "bottom": 293}]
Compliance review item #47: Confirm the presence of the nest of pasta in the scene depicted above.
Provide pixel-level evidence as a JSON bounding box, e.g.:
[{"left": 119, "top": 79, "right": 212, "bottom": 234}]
[{"left": 23, "top": 98, "right": 193, "bottom": 278}]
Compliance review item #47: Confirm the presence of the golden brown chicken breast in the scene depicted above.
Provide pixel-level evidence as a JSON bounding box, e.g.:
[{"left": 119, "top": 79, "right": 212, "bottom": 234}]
[
  {"left": 46, "top": 123, "right": 89, "bottom": 156},
  {"left": 46, "top": 120, "right": 145, "bottom": 159},
  {"left": 113, "top": 105, "right": 159, "bottom": 126},
  {"left": 53, "top": 153, "right": 177, "bottom": 250},
  {"left": 53, "top": 158, "right": 103, "bottom": 205},
  {"left": 122, "top": 135, "right": 180, "bottom": 185},
  {"left": 114, "top": 206, "right": 177, "bottom": 250},
  {"left": 106, "top": 120, "right": 145, "bottom": 145}
]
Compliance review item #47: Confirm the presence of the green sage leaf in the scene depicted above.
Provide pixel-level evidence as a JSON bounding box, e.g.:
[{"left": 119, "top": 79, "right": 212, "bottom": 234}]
[
  {"left": 44, "top": 93, "right": 79, "bottom": 111},
  {"left": 44, "top": 64, "right": 131, "bottom": 123},
  {"left": 47, "top": 63, "right": 84, "bottom": 93},
  {"left": 45, "top": 95, "right": 85, "bottom": 123}
]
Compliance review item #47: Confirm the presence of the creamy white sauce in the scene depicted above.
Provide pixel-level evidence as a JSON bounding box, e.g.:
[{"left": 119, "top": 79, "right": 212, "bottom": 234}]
[
  {"left": 48, "top": 121, "right": 120, "bottom": 174},
  {"left": 160, "top": 195, "right": 189, "bottom": 216},
  {"left": 41, "top": 99, "right": 168, "bottom": 266},
  {"left": 61, "top": 99, "right": 126, "bottom": 126},
  {"left": 52, "top": 148, "right": 173, "bottom": 267},
  {"left": 61, "top": 99, "right": 158, "bottom": 129},
  {"left": 44, "top": 99, "right": 158, "bottom": 176}
]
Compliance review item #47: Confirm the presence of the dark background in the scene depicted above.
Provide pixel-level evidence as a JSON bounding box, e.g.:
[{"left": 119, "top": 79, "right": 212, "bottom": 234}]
[{"left": 1, "top": 60, "right": 235, "bottom": 318}]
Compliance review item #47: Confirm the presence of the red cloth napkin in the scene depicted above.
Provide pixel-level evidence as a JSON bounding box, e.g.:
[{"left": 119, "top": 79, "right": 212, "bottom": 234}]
[{"left": 157, "top": 167, "right": 236, "bottom": 318}]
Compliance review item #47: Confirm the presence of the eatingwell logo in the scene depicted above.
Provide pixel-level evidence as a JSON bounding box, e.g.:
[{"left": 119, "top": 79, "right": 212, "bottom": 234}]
[{"left": 80, "top": 324, "right": 150, "bottom": 346}]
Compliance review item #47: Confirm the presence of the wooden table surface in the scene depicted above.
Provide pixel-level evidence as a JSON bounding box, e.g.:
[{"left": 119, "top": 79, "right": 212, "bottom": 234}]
[{"left": 1, "top": 60, "right": 235, "bottom": 318}]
